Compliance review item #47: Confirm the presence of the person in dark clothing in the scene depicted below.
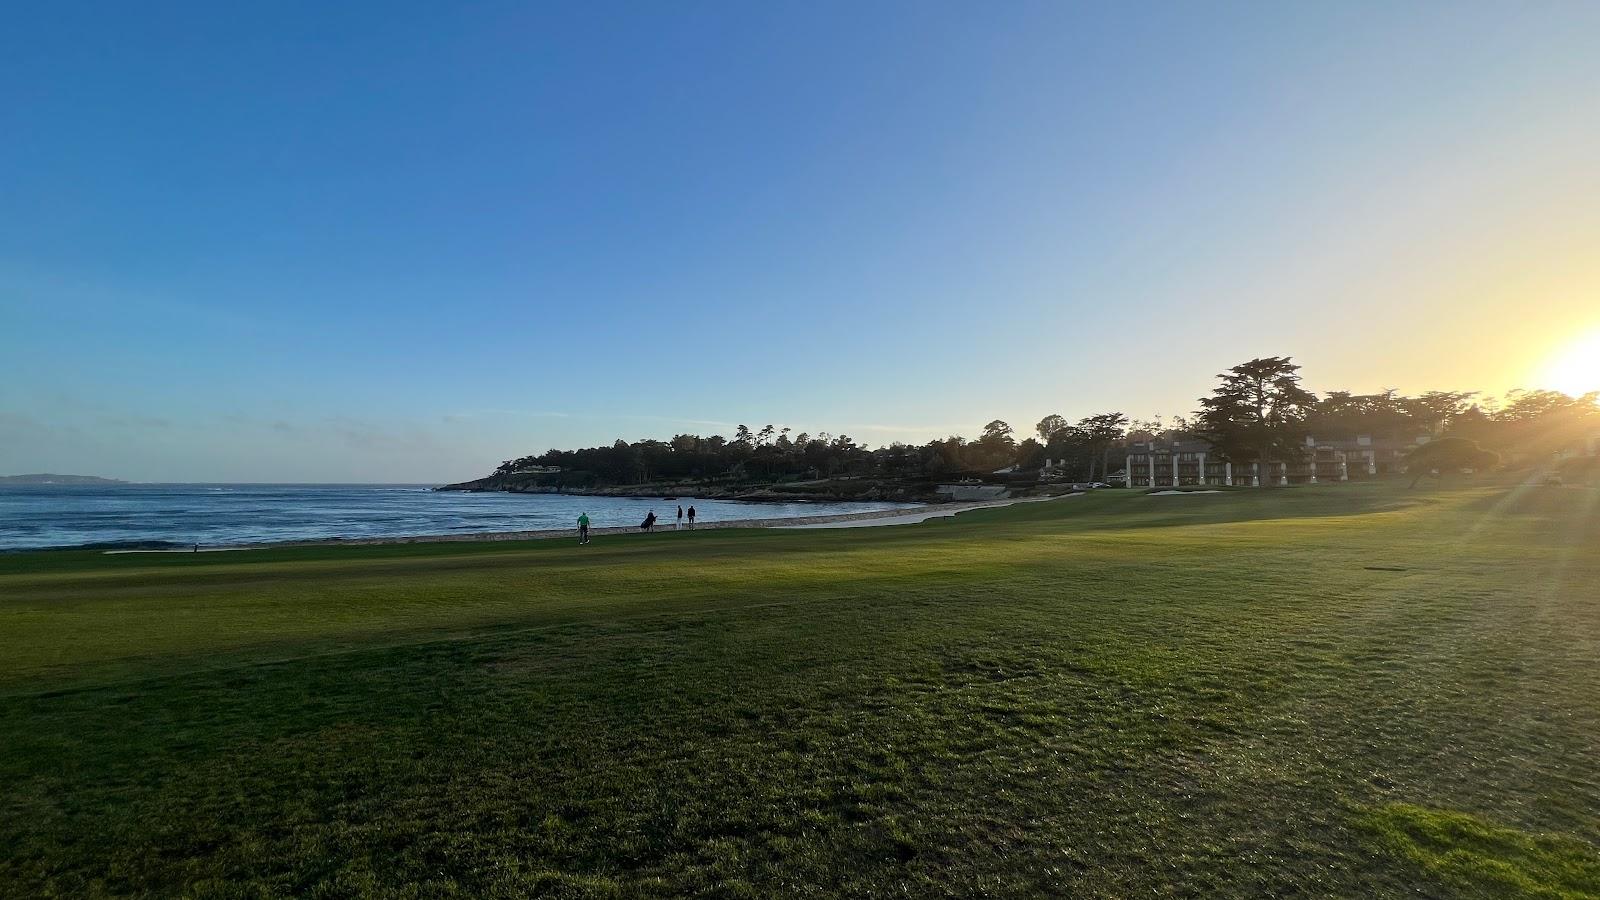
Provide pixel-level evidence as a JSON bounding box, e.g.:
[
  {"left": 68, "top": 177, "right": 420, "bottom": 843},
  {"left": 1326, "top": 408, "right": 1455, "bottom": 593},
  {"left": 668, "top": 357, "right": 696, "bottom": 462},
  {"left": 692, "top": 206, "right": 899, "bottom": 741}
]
[
  {"left": 686, "top": 506, "right": 696, "bottom": 528},
  {"left": 676, "top": 505, "right": 684, "bottom": 528},
  {"left": 642, "top": 510, "right": 657, "bottom": 531}
]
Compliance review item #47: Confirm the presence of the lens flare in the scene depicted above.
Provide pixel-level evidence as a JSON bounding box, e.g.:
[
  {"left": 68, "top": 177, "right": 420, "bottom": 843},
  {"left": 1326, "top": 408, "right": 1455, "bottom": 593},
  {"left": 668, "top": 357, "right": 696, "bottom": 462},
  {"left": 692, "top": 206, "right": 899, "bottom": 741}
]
[{"left": 1540, "top": 329, "right": 1600, "bottom": 396}]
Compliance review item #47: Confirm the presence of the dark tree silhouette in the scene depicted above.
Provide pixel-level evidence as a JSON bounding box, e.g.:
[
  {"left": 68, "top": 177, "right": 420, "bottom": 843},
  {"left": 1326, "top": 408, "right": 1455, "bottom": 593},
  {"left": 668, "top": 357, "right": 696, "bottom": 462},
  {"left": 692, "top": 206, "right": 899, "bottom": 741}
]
[
  {"left": 1078, "top": 412, "right": 1129, "bottom": 482},
  {"left": 1195, "top": 357, "right": 1318, "bottom": 487},
  {"left": 1035, "top": 414, "right": 1068, "bottom": 443},
  {"left": 1404, "top": 437, "right": 1500, "bottom": 488}
]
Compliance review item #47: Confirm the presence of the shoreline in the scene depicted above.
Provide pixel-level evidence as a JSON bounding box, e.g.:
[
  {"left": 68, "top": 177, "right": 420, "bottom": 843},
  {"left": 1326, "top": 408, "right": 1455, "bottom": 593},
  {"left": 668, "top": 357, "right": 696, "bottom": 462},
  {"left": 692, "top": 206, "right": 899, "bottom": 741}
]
[
  {"left": 98, "top": 493, "right": 1081, "bottom": 554},
  {"left": 433, "top": 477, "right": 957, "bottom": 505}
]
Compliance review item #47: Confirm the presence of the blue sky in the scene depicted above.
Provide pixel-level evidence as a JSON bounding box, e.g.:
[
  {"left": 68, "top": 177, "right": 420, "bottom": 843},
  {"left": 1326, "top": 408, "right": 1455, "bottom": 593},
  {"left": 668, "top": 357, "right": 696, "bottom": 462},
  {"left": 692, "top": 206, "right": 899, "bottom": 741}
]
[{"left": 4, "top": 2, "right": 1599, "bottom": 482}]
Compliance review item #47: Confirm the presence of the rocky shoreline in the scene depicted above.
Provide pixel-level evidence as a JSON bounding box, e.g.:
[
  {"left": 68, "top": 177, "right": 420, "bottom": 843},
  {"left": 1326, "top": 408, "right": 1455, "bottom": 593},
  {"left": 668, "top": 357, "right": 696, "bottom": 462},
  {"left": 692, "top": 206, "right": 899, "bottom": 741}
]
[{"left": 433, "top": 478, "right": 954, "bottom": 504}]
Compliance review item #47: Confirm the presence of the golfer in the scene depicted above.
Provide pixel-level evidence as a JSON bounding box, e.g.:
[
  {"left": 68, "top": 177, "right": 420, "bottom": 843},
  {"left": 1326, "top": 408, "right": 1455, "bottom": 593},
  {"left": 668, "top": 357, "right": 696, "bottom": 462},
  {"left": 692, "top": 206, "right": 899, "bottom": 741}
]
[{"left": 577, "top": 512, "right": 590, "bottom": 545}]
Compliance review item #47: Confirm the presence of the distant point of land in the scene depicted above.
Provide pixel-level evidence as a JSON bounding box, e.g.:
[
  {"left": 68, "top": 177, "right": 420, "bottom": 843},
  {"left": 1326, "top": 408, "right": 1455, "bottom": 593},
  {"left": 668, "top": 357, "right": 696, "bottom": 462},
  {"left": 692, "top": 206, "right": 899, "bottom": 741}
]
[{"left": 0, "top": 474, "right": 129, "bottom": 485}]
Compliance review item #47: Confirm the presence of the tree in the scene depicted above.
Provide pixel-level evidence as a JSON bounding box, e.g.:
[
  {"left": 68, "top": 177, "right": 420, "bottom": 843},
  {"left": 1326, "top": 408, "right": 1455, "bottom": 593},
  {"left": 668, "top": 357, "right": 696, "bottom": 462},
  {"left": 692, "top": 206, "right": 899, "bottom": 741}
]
[
  {"left": 1125, "top": 418, "right": 1163, "bottom": 442},
  {"left": 924, "top": 435, "right": 968, "bottom": 475},
  {"left": 1494, "top": 389, "right": 1589, "bottom": 423},
  {"left": 1077, "top": 412, "right": 1128, "bottom": 482},
  {"left": 1044, "top": 425, "right": 1093, "bottom": 480},
  {"left": 981, "top": 420, "right": 1014, "bottom": 443},
  {"left": 1404, "top": 437, "right": 1499, "bottom": 488},
  {"left": 1401, "top": 391, "right": 1476, "bottom": 435},
  {"left": 1036, "top": 414, "right": 1068, "bottom": 443},
  {"left": 1194, "top": 357, "right": 1319, "bottom": 486},
  {"left": 1479, "top": 389, "right": 1600, "bottom": 463},
  {"left": 971, "top": 420, "right": 1018, "bottom": 471},
  {"left": 1015, "top": 437, "right": 1045, "bottom": 470},
  {"left": 823, "top": 434, "right": 861, "bottom": 476},
  {"left": 1309, "top": 390, "right": 1433, "bottom": 445}
]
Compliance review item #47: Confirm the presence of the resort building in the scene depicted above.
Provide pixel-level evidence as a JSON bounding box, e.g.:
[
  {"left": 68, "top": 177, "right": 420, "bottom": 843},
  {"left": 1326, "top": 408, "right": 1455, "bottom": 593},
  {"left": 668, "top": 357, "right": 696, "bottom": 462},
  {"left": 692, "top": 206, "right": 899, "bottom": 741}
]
[{"left": 1123, "top": 432, "right": 1434, "bottom": 488}]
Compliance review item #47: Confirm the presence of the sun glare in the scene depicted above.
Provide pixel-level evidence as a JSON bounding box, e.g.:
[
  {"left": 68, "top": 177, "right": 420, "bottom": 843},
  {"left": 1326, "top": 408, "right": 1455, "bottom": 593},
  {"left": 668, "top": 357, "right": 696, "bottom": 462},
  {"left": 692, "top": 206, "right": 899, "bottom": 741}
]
[{"left": 1540, "top": 329, "right": 1600, "bottom": 396}]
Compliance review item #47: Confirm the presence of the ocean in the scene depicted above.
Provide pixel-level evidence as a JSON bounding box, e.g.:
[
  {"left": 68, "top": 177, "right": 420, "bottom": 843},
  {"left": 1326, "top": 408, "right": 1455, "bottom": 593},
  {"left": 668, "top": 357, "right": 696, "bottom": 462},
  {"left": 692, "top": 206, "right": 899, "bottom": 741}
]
[{"left": 0, "top": 484, "right": 915, "bottom": 551}]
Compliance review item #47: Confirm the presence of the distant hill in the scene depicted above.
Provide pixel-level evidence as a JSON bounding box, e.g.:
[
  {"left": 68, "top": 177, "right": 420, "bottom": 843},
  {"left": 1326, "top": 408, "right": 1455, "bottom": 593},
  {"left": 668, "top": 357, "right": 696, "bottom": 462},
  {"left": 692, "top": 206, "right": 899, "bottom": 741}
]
[{"left": 0, "top": 474, "right": 129, "bottom": 485}]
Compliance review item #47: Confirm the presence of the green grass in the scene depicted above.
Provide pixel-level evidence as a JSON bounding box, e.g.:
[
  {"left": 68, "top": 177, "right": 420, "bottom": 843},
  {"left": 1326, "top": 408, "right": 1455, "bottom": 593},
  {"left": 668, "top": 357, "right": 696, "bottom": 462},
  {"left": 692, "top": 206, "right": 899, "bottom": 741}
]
[
  {"left": 1361, "top": 804, "right": 1600, "bottom": 899},
  {"left": 2, "top": 481, "right": 1598, "bottom": 897}
]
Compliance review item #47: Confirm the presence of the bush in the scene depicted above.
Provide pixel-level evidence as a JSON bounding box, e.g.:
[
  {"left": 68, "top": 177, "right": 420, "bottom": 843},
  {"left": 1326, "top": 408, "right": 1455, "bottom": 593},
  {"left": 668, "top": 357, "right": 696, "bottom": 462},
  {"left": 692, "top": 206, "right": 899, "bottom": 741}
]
[{"left": 1405, "top": 438, "right": 1500, "bottom": 486}]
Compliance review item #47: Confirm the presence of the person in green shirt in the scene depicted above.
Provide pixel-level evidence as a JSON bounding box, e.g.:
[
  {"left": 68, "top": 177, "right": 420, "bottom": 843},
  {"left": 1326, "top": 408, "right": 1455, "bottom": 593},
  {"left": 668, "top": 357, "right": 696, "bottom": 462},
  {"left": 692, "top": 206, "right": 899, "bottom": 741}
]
[{"left": 577, "top": 512, "right": 590, "bottom": 545}]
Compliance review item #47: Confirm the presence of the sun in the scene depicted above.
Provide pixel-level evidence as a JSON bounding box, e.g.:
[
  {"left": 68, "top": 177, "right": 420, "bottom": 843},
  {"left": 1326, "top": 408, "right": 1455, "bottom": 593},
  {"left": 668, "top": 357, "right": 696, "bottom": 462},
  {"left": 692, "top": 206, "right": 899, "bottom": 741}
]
[{"left": 1540, "top": 329, "right": 1600, "bottom": 396}]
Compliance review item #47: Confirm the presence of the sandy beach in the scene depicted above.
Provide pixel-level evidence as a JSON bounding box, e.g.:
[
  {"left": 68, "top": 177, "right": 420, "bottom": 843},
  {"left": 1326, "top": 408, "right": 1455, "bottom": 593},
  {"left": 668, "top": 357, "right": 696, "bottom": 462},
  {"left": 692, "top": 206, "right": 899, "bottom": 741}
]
[
  {"left": 774, "top": 492, "right": 1079, "bottom": 528},
  {"left": 104, "top": 493, "right": 1082, "bottom": 553}
]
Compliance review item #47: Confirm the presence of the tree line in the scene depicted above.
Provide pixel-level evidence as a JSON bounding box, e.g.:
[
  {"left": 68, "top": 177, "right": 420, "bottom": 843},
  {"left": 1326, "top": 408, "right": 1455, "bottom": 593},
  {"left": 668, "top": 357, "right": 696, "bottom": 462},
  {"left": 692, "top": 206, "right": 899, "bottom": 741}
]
[
  {"left": 492, "top": 421, "right": 1032, "bottom": 487},
  {"left": 488, "top": 357, "right": 1598, "bottom": 487},
  {"left": 1189, "top": 356, "right": 1598, "bottom": 480}
]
